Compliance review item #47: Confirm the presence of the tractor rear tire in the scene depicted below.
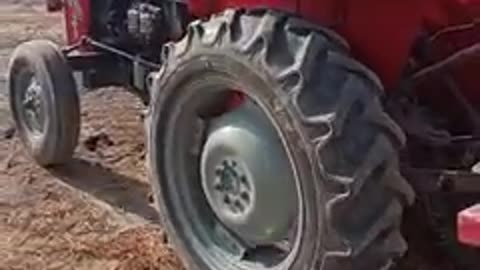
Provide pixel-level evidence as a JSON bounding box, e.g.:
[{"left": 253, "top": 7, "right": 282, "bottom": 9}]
[
  {"left": 8, "top": 40, "right": 80, "bottom": 167},
  {"left": 147, "top": 9, "right": 414, "bottom": 270}
]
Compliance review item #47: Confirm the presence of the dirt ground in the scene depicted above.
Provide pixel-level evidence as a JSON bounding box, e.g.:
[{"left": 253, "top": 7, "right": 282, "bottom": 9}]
[
  {"left": 0, "top": 2, "right": 468, "bottom": 270},
  {"left": 0, "top": 2, "right": 183, "bottom": 270}
]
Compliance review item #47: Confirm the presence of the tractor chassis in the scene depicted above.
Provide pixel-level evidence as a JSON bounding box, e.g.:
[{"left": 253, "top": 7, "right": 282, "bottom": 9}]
[{"left": 62, "top": 38, "right": 159, "bottom": 104}]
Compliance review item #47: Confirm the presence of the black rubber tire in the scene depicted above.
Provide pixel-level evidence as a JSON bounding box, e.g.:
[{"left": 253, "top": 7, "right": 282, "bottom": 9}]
[
  {"left": 147, "top": 9, "right": 415, "bottom": 270},
  {"left": 8, "top": 40, "right": 80, "bottom": 166}
]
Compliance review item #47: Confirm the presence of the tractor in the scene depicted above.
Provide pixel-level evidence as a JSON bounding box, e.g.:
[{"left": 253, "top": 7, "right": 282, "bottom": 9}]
[{"left": 7, "top": 0, "right": 480, "bottom": 269}]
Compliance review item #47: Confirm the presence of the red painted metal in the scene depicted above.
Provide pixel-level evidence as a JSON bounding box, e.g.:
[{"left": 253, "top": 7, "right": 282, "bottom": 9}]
[
  {"left": 60, "top": 0, "right": 480, "bottom": 93},
  {"left": 64, "top": 0, "right": 91, "bottom": 46},
  {"left": 458, "top": 204, "right": 480, "bottom": 247},
  {"left": 226, "top": 92, "right": 246, "bottom": 111},
  {"left": 189, "top": 0, "right": 480, "bottom": 89}
]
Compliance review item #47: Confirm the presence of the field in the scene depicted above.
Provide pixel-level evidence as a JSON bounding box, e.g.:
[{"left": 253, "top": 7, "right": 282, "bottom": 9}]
[{"left": 0, "top": 2, "right": 183, "bottom": 269}]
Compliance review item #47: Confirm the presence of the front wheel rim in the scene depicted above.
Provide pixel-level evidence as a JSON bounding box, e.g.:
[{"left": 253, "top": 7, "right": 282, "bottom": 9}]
[{"left": 14, "top": 69, "right": 47, "bottom": 137}]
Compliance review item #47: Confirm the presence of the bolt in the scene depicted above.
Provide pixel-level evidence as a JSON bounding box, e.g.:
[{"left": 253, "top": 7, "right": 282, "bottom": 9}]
[
  {"left": 23, "top": 96, "right": 33, "bottom": 108},
  {"left": 240, "top": 176, "right": 250, "bottom": 190},
  {"left": 224, "top": 195, "right": 232, "bottom": 205},
  {"left": 240, "top": 175, "right": 247, "bottom": 183},
  {"left": 234, "top": 200, "right": 245, "bottom": 213},
  {"left": 240, "top": 192, "right": 250, "bottom": 204},
  {"left": 214, "top": 182, "right": 224, "bottom": 191},
  {"left": 229, "top": 204, "right": 239, "bottom": 214}
]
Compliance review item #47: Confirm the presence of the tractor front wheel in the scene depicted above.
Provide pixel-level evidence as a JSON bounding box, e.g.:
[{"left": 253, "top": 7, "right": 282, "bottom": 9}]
[
  {"left": 147, "top": 9, "right": 414, "bottom": 270},
  {"left": 8, "top": 40, "right": 80, "bottom": 166}
]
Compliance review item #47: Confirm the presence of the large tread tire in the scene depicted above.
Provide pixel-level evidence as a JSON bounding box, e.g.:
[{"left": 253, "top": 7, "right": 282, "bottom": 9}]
[
  {"left": 148, "top": 9, "right": 415, "bottom": 270},
  {"left": 8, "top": 40, "right": 80, "bottom": 166}
]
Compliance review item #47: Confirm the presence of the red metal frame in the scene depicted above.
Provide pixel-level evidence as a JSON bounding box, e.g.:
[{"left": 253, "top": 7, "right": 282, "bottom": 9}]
[
  {"left": 190, "top": 0, "right": 424, "bottom": 88},
  {"left": 65, "top": 0, "right": 480, "bottom": 90},
  {"left": 64, "top": 0, "right": 91, "bottom": 46},
  {"left": 458, "top": 204, "right": 480, "bottom": 247},
  {"left": 189, "top": 0, "right": 480, "bottom": 89}
]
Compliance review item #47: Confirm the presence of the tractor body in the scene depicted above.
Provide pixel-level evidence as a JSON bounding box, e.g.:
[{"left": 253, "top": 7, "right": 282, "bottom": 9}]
[
  {"left": 63, "top": 0, "right": 480, "bottom": 90},
  {"left": 12, "top": 0, "right": 480, "bottom": 268}
]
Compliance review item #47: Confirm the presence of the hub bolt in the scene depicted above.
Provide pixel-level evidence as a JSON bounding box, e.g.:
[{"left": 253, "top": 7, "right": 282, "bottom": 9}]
[{"left": 214, "top": 159, "right": 253, "bottom": 214}]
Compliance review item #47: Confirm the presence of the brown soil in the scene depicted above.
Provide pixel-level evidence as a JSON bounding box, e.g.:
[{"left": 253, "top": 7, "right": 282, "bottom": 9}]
[
  {"left": 0, "top": 3, "right": 183, "bottom": 269},
  {"left": 0, "top": 88, "right": 185, "bottom": 269}
]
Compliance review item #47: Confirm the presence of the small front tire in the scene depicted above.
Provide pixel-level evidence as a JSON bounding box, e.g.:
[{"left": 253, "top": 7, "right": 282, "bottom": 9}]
[{"left": 8, "top": 40, "right": 80, "bottom": 166}]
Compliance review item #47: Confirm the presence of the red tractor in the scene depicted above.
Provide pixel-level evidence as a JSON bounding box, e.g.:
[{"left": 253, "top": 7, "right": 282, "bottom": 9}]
[{"left": 7, "top": 0, "right": 480, "bottom": 269}]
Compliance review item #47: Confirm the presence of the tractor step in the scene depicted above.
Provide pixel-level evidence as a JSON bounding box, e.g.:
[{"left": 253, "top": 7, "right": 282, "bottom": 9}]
[{"left": 458, "top": 204, "right": 480, "bottom": 247}]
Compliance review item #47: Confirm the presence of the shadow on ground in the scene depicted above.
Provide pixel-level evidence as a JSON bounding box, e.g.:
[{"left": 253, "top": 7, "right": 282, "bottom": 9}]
[{"left": 50, "top": 158, "right": 159, "bottom": 223}]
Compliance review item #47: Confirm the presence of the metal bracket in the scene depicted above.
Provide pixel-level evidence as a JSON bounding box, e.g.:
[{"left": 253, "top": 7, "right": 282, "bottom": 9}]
[{"left": 403, "top": 167, "right": 480, "bottom": 193}]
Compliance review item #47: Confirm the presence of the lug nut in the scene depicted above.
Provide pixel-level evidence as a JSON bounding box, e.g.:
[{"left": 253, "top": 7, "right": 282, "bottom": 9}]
[
  {"left": 224, "top": 195, "right": 232, "bottom": 205},
  {"left": 214, "top": 182, "right": 224, "bottom": 191},
  {"left": 240, "top": 192, "right": 250, "bottom": 204},
  {"left": 240, "top": 176, "right": 250, "bottom": 190},
  {"left": 234, "top": 200, "right": 245, "bottom": 212}
]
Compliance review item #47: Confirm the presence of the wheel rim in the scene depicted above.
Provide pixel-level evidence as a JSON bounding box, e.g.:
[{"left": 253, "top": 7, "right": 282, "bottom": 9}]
[
  {"left": 155, "top": 80, "right": 304, "bottom": 269},
  {"left": 15, "top": 70, "right": 46, "bottom": 136},
  {"left": 200, "top": 101, "right": 298, "bottom": 247}
]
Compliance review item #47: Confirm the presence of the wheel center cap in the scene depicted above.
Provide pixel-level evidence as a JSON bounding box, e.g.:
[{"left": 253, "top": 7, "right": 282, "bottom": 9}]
[
  {"left": 22, "top": 78, "right": 44, "bottom": 133},
  {"left": 213, "top": 159, "right": 252, "bottom": 215},
  {"left": 200, "top": 102, "right": 298, "bottom": 246}
]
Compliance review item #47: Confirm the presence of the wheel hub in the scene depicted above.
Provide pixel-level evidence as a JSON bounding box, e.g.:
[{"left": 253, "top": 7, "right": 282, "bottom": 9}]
[
  {"left": 213, "top": 158, "right": 253, "bottom": 215},
  {"left": 22, "top": 78, "right": 44, "bottom": 133},
  {"left": 201, "top": 101, "right": 298, "bottom": 246}
]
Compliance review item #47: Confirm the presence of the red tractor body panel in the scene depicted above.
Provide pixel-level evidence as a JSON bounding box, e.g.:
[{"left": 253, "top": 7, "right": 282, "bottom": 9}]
[
  {"left": 64, "top": 0, "right": 91, "bottom": 46},
  {"left": 190, "top": 0, "right": 480, "bottom": 89},
  {"left": 64, "top": 0, "right": 480, "bottom": 91},
  {"left": 190, "top": 0, "right": 424, "bottom": 88},
  {"left": 458, "top": 204, "right": 480, "bottom": 247}
]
